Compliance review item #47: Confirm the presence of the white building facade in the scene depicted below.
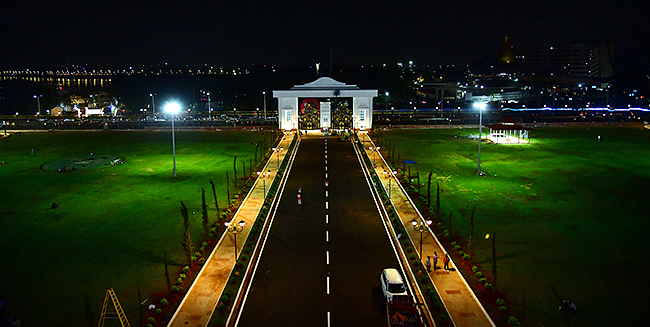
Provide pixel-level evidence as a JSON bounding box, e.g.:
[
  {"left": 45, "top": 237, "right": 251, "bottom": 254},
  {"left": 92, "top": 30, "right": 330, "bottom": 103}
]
[{"left": 273, "top": 77, "right": 377, "bottom": 131}]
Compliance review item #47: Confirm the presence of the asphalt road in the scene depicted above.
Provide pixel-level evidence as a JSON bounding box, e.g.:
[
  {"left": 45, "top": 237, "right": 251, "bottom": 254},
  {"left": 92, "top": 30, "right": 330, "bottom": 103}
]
[{"left": 236, "top": 136, "right": 402, "bottom": 326}]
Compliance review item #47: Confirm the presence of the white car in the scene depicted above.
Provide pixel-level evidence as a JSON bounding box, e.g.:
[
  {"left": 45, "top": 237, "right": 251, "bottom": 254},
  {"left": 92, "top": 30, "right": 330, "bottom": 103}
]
[{"left": 380, "top": 268, "right": 408, "bottom": 302}]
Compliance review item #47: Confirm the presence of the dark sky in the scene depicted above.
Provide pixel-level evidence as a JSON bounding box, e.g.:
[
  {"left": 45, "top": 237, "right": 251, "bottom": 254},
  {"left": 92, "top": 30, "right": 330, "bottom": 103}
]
[{"left": 0, "top": 0, "right": 645, "bottom": 68}]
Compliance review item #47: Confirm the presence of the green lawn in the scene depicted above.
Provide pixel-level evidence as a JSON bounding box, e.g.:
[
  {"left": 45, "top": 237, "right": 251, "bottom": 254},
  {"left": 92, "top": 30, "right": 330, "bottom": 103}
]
[
  {"left": 378, "top": 126, "right": 650, "bottom": 326},
  {"left": 0, "top": 131, "right": 269, "bottom": 326}
]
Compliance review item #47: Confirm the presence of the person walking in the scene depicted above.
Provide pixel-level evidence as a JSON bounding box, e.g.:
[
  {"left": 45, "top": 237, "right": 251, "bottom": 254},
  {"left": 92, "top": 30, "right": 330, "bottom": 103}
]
[
  {"left": 426, "top": 256, "right": 431, "bottom": 273},
  {"left": 297, "top": 193, "right": 302, "bottom": 205},
  {"left": 443, "top": 253, "right": 450, "bottom": 271},
  {"left": 298, "top": 186, "right": 302, "bottom": 194},
  {"left": 324, "top": 181, "right": 329, "bottom": 191},
  {"left": 433, "top": 252, "right": 439, "bottom": 270}
]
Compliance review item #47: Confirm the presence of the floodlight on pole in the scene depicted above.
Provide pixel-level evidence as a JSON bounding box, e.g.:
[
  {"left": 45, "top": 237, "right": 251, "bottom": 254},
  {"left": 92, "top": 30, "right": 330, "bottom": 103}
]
[
  {"left": 165, "top": 102, "right": 181, "bottom": 178},
  {"left": 474, "top": 102, "right": 486, "bottom": 176}
]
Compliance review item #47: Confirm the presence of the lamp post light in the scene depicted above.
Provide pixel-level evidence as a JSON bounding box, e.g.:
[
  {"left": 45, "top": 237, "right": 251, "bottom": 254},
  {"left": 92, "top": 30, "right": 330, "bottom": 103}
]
[
  {"left": 165, "top": 102, "right": 181, "bottom": 178},
  {"left": 225, "top": 220, "right": 246, "bottom": 260},
  {"left": 257, "top": 169, "right": 271, "bottom": 196},
  {"left": 411, "top": 218, "right": 433, "bottom": 262},
  {"left": 33, "top": 95, "right": 42, "bottom": 116},
  {"left": 474, "top": 102, "right": 486, "bottom": 176},
  {"left": 272, "top": 147, "right": 283, "bottom": 167},
  {"left": 383, "top": 169, "right": 397, "bottom": 199}
]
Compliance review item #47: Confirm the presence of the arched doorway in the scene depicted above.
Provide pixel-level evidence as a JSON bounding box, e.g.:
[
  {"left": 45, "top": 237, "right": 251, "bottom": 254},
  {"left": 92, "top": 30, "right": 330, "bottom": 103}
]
[
  {"left": 332, "top": 99, "right": 352, "bottom": 129},
  {"left": 299, "top": 99, "right": 320, "bottom": 130}
]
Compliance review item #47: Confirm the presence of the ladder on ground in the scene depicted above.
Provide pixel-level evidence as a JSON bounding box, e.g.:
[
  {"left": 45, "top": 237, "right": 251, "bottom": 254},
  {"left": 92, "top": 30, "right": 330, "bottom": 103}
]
[{"left": 98, "top": 287, "right": 131, "bottom": 327}]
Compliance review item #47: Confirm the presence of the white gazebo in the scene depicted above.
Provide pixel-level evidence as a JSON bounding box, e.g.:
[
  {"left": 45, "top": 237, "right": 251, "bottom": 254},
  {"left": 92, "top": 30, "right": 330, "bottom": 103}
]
[{"left": 273, "top": 77, "right": 378, "bottom": 131}]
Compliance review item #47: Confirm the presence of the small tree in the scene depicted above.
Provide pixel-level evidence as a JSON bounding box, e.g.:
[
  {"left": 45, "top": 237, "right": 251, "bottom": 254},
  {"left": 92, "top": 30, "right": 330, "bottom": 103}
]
[
  {"left": 164, "top": 250, "right": 171, "bottom": 293},
  {"left": 180, "top": 201, "right": 193, "bottom": 264},
  {"left": 226, "top": 172, "right": 231, "bottom": 204},
  {"left": 201, "top": 188, "right": 209, "bottom": 238},
  {"left": 427, "top": 170, "right": 432, "bottom": 206},
  {"left": 448, "top": 208, "right": 453, "bottom": 231},
  {"left": 209, "top": 180, "right": 220, "bottom": 214},
  {"left": 233, "top": 156, "right": 238, "bottom": 189},
  {"left": 492, "top": 231, "right": 497, "bottom": 291},
  {"left": 468, "top": 205, "right": 476, "bottom": 260},
  {"left": 436, "top": 182, "right": 441, "bottom": 220}
]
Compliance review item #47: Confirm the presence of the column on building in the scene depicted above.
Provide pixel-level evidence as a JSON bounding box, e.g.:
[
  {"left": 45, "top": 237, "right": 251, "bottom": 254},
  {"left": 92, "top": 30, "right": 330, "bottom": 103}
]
[
  {"left": 320, "top": 102, "right": 331, "bottom": 130},
  {"left": 353, "top": 96, "right": 373, "bottom": 130},
  {"left": 277, "top": 97, "right": 298, "bottom": 131}
]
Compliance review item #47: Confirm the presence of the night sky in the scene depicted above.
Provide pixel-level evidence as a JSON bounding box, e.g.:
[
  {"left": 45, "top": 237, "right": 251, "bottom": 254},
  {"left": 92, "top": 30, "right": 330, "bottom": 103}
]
[{"left": 1, "top": 0, "right": 646, "bottom": 68}]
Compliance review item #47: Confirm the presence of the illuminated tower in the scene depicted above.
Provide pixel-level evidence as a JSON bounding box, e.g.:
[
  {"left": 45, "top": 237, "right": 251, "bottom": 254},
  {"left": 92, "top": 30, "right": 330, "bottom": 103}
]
[{"left": 498, "top": 34, "right": 515, "bottom": 64}]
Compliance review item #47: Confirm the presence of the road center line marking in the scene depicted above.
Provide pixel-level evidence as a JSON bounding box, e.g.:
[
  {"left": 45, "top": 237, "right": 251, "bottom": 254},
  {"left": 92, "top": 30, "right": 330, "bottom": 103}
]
[
  {"left": 325, "top": 172, "right": 328, "bottom": 179},
  {"left": 326, "top": 231, "right": 329, "bottom": 242},
  {"left": 327, "top": 311, "right": 330, "bottom": 327},
  {"left": 325, "top": 165, "right": 327, "bottom": 171},
  {"left": 326, "top": 190, "right": 328, "bottom": 197},
  {"left": 327, "top": 276, "right": 330, "bottom": 294},
  {"left": 326, "top": 214, "right": 328, "bottom": 224},
  {"left": 326, "top": 201, "right": 328, "bottom": 209},
  {"left": 326, "top": 251, "right": 329, "bottom": 264}
]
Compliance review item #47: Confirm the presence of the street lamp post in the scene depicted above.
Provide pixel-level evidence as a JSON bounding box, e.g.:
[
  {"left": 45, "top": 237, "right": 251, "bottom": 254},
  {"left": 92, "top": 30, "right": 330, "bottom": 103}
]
[
  {"left": 257, "top": 169, "right": 271, "bottom": 196},
  {"left": 207, "top": 91, "right": 212, "bottom": 121},
  {"left": 33, "top": 95, "right": 42, "bottom": 116},
  {"left": 384, "top": 170, "right": 397, "bottom": 199},
  {"left": 273, "top": 147, "right": 283, "bottom": 167},
  {"left": 474, "top": 102, "right": 486, "bottom": 176},
  {"left": 165, "top": 102, "right": 181, "bottom": 178},
  {"left": 225, "top": 220, "right": 246, "bottom": 260},
  {"left": 263, "top": 91, "right": 267, "bottom": 121},
  {"left": 385, "top": 91, "right": 389, "bottom": 112},
  {"left": 150, "top": 93, "right": 155, "bottom": 115},
  {"left": 412, "top": 218, "right": 433, "bottom": 262}
]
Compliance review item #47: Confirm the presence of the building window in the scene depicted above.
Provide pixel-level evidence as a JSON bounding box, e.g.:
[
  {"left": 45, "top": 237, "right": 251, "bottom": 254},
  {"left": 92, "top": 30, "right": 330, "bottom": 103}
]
[
  {"left": 285, "top": 110, "right": 291, "bottom": 122},
  {"left": 360, "top": 109, "right": 366, "bottom": 121}
]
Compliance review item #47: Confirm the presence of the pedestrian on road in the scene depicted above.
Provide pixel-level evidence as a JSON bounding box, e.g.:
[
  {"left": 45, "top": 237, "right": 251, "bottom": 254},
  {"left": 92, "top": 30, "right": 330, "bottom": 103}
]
[
  {"left": 297, "top": 193, "right": 302, "bottom": 205},
  {"left": 433, "top": 252, "right": 439, "bottom": 270},
  {"left": 426, "top": 256, "right": 431, "bottom": 273},
  {"left": 325, "top": 181, "right": 329, "bottom": 191},
  {"left": 298, "top": 186, "right": 302, "bottom": 194},
  {"left": 443, "top": 253, "right": 450, "bottom": 271}
]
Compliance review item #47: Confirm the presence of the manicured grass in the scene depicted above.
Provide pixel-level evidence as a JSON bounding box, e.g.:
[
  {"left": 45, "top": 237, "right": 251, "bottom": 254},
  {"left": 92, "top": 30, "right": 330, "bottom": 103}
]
[
  {"left": 377, "top": 126, "right": 650, "bottom": 326},
  {"left": 0, "top": 131, "right": 271, "bottom": 326}
]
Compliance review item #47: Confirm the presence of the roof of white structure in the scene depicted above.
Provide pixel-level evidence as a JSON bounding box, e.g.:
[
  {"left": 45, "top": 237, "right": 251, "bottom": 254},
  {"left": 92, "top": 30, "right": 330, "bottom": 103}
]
[
  {"left": 274, "top": 77, "right": 377, "bottom": 98},
  {"left": 291, "top": 77, "right": 360, "bottom": 90}
]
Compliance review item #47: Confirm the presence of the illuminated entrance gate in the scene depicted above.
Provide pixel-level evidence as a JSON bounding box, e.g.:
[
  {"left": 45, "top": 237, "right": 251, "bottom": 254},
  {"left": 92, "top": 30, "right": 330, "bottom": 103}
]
[
  {"left": 299, "top": 99, "right": 320, "bottom": 130},
  {"left": 331, "top": 100, "right": 352, "bottom": 129},
  {"left": 273, "top": 77, "right": 377, "bottom": 131}
]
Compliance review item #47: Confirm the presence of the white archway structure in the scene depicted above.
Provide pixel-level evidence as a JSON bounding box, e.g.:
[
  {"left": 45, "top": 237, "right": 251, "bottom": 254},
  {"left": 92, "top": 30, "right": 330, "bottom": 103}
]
[{"left": 273, "top": 77, "right": 378, "bottom": 131}]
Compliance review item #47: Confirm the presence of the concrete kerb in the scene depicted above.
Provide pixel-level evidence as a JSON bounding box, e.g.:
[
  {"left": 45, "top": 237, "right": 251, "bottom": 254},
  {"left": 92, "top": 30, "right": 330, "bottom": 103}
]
[
  {"left": 364, "top": 137, "right": 496, "bottom": 327},
  {"left": 166, "top": 133, "right": 292, "bottom": 327},
  {"left": 353, "top": 139, "right": 436, "bottom": 327}
]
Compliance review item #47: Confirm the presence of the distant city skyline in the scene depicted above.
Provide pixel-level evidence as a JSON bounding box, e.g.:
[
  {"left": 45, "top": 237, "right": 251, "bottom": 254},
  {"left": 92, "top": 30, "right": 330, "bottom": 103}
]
[{"left": 1, "top": 0, "right": 645, "bottom": 68}]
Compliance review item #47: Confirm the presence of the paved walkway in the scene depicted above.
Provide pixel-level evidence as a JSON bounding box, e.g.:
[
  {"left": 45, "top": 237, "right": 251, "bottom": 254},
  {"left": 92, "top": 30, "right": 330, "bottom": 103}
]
[
  {"left": 359, "top": 132, "right": 496, "bottom": 327},
  {"left": 166, "top": 133, "right": 294, "bottom": 327}
]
